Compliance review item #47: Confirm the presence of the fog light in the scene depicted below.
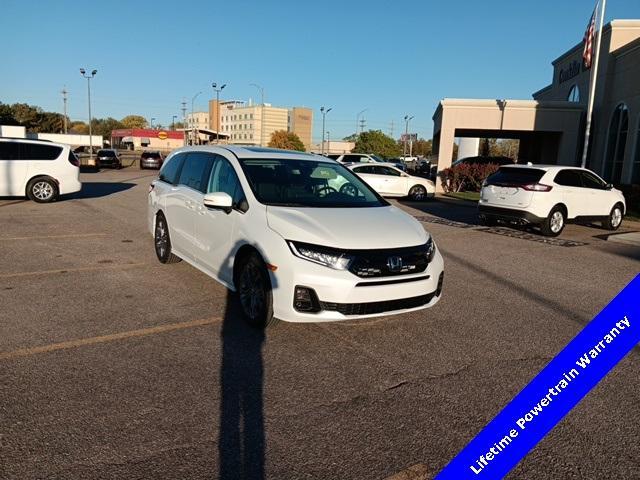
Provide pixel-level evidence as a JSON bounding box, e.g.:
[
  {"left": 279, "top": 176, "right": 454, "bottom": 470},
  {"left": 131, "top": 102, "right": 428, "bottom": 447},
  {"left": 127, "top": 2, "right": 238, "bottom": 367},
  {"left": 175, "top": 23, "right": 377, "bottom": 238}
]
[{"left": 293, "top": 286, "right": 320, "bottom": 313}]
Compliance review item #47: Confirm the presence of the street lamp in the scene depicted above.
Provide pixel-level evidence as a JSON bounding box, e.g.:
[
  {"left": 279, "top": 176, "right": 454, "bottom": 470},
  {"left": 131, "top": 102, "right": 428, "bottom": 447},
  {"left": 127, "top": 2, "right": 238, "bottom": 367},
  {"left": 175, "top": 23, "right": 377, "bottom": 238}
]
[
  {"left": 320, "top": 106, "right": 332, "bottom": 155},
  {"left": 250, "top": 83, "right": 265, "bottom": 146},
  {"left": 403, "top": 115, "right": 414, "bottom": 158},
  {"left": 150, "top": 117, "right": 156, "bottom": 129},
  {"left": 212, "top": 82, "right": 227, "bottom": 144},
  {"left": 79, "top": 68, "right": 97, "bottom": 164},
  {"left": 326, "top": 131, "right": 331, "bottom": 154},
  {"left": 172, "top": 115, "right": 177, "bottom": 130},
  {"left": 191, "top": 91, "right": 202, "bottom": 145},
  {"left": 356, "top": 108, "right": 368, "bottom": 136}
]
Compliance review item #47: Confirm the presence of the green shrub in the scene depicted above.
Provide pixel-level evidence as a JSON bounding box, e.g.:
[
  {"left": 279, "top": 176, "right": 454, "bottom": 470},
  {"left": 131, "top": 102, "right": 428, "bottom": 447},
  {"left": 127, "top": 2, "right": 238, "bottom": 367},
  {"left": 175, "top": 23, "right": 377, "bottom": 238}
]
[{"left": 439, "top": 163, "right": 500, "bottom": 193}]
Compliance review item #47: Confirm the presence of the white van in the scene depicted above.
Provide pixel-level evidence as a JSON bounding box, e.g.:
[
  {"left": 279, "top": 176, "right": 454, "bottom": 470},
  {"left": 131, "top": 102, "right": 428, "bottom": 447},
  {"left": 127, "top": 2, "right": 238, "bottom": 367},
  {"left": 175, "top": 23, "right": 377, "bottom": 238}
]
[{"left": 0, "top": 138, "right": 82, "bottom": 202}]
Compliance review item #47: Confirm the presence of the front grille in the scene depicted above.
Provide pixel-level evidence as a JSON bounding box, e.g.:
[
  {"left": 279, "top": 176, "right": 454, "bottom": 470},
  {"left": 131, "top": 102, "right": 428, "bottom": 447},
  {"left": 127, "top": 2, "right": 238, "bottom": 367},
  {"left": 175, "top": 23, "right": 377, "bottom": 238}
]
[
  {"left": 349, "top": 243, "right": 429, "bottom": 278},
  {"left": 320, "top": 292, "right": 435, "bottom": 316}
]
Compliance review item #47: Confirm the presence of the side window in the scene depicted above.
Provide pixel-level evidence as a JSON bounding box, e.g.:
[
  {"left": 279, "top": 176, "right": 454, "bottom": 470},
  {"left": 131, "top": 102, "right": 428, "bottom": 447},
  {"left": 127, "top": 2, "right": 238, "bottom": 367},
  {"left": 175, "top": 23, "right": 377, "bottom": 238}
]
[
  {"left": 21, "top": 143, "right": 63, "bottom": 160},
  {"left": 178, "top": 152, "right": 215, "bottom": 193},
  {"left": 208, "top": 156, "right": 247, "bottom": 211},
  {"left": 158, "top": 153, "right": 185, "bottom": 184},
  {"left": 381, "top": 166, "right": 401, "bottom": 176},
  {"left": 354, "top": 165, "right": 373, "bottom": 174},
  {"left": 0, "top": 142, "right": 21, "bottom": 160},
  {"left": 581, "top": 171, "right": 606, "bottom": 189},
  {"left": 370, "top": 166, "right": 388, "bottom": 175},
  {"left": 554, "top": 170, "right": 582, "bottom": 187}
]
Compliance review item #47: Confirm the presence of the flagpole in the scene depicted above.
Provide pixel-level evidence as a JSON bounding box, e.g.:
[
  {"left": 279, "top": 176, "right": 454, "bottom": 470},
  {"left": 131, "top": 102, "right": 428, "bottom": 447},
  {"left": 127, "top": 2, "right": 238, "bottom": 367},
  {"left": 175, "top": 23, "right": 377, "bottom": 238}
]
[{"left": 581, "top": 0, "right": 607, "bottom": 168}]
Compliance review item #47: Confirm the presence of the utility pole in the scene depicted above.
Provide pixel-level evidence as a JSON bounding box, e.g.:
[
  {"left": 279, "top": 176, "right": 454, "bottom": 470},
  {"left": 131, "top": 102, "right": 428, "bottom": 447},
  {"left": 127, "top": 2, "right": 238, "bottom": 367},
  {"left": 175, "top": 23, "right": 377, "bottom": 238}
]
[
  {"left": 389, "top": 120, "right": 394, "bottom": 138},
  {"left": 172, "top": 115, "right": 177, "bottom": 130},
  {"left": 80, "top": 68, "right": 97, "bottom": 164},
  {"left": 326, "top": 131, "right": 330, "bottom": 153},
  {"left": 61, "top": 87, "right": 68, "bottom": 134},
  {"left": 359, "top": 118, "right": 366, "bottom": 134},
  {"left": 356, "top": 109, "right": 367, "bottom": 138},
  {"left": 403, "top": 115, "right": 414, "bottom": 158},
  {"left": 181, "top": 100, "right": 187, "bottom": 146}
]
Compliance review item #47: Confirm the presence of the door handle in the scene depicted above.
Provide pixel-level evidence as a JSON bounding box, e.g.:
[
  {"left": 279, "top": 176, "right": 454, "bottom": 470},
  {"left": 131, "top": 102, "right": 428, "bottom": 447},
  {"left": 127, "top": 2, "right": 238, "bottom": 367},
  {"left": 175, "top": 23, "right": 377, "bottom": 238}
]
[{"left": 185, "top": 200, "right": 194, "bottom": 209}]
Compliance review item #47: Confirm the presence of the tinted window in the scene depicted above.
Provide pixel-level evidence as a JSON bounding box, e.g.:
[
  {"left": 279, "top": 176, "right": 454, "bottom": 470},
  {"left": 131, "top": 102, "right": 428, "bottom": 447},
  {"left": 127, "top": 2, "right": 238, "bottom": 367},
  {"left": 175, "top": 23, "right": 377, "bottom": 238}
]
[
  {"left": 0, "top": 142, "right": 21, "bottom": 160},
  {"left": 342, "top": 154, "right": 365, "bottom": 163},
  {"left": 554, "top": 170, "right": 582, "bottom": 187},
  {"left": 141, "top": 151, "right": 161, "bottom": 159},
  {"left": 178, "top": 152, "right": 214, "bottom": 193},
  {"left": 486, "top": 167, "right": 545, "bottom": 186},
  {"left": 580, "top": 171, "right": 606, "bottom": 189},
  {"left": 353, "top": 165, "right": 374, "bottom": 174},
  {"left": 22, "top": 143, "right": 63, "bottom": 160},
  {"left": 159, "top": 154, "right": 185, "bottom": 184},
  {"left": 207, "top": 156, "right": 247, "bottom": 209},
  {"left": 239, "top": 158, "right": 387, "bottom": 208},
  {"left": 378, "top": 166, "right": 401, "bottom": 176},
  {"left": 97, "top": 150, "right": 116, "bottom": 157},
  {"left": 326, "top": 154, "right": 341, "bottom": 160}
]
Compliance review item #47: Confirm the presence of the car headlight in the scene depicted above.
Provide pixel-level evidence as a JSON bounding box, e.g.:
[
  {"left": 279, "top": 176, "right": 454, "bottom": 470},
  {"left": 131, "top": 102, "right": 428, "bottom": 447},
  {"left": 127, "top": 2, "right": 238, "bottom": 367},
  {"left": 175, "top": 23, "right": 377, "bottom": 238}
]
[
  {"left": 288, "top": 241, "right": 354, "bottom": 270},
  {"left": 426, "top": 236, "right": 436, "bottom": 263}
]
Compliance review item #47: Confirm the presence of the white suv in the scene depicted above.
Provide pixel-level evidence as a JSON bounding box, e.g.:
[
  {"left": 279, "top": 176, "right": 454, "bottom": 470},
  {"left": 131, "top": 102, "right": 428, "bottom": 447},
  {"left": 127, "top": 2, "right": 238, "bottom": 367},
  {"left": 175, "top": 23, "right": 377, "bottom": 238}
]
[
  {"left": 148, "top": 146, "right": 444, "bottom": 327},
  {"left": 478, "top": 165, "right": 626, "bottom": 236},
  {"left": 0, "top": 138, "right": 82, "bottom": 202}
]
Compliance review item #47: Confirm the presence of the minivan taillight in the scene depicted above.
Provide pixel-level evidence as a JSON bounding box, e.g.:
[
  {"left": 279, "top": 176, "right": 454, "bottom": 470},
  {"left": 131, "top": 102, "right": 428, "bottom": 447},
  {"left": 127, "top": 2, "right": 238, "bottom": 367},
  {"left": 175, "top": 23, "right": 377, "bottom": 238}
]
[
  {"left": 68, "top": 151, "right": 80, "bottom": 167},
  {"left": 521, "top": 183, "right": 552, "bottom": 192}
]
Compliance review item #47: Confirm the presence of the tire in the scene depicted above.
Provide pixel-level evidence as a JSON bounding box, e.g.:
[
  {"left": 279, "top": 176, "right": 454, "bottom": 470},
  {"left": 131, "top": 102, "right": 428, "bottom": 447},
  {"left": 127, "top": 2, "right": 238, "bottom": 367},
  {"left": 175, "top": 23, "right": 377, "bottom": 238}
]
[
  {"left": 236, "top": 251, "right": 274, "bottom": 329},
  {"left": 408, "top": 184, "right": 427, "bottom": 201},
  {"left": 478, "top": 215, "right": 496, "bottom": 226},
  {"left": 26, "top": 177, "right": 58, "bottom": 203},
  {"left": 154, "top": 213, "right": 181, "bottom": 264},
  {"left": 604, "top": 203, "right": 624, "bottom": 230},
  {"left": 339, "top": 182, "right": 358, "bottom": 197},
  {"left": 541, "top": 206, "right": 565, "bottom": 237}
]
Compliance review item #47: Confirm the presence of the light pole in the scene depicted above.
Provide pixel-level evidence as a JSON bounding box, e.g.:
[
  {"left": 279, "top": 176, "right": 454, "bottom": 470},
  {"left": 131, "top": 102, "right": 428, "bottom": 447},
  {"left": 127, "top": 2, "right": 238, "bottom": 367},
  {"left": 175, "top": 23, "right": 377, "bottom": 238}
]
[
  {"left": 356, "top": 109, "right": 367, "bottom": 137},
  {"left": 326, "top": 131, "right": 331, "bottom": 154},
  {"left": 172, "top": 115, "right": 177, "bottom": 130},
  {"left": 250, "top": 83, "right": 265, "bottom": 146},
  {"left": 212, "top": 82, "right": 227, "bottom": 144},
  {"left": 403, "top": 115, "right": 414, "bottom": 158},
  {"left": 320, "top": 106, "right": 332, "bottom": 155},
  {"left": 150, "top": 117, "right": 156, "bottom": 129},
  {"left": 191, "top": 91, "right": 202, "bottom": 145},
  {"left": 79, "top": 68, "right": 97, "bottom": 164}
]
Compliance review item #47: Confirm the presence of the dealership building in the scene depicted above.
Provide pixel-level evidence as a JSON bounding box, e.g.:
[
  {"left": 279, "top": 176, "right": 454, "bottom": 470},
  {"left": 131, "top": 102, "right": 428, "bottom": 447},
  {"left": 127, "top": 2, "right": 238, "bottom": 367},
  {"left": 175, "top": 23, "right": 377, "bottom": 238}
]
[{"left": 432, "top": 19, "right": 640, "bottom": 191}]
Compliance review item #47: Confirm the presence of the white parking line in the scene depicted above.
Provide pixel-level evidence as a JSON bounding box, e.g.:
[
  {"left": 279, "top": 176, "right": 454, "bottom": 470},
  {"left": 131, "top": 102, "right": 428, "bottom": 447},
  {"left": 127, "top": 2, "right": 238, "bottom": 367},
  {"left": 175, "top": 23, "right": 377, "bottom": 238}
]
[{"left": 0, "top": 233, "right": 107, "bottom": 241}]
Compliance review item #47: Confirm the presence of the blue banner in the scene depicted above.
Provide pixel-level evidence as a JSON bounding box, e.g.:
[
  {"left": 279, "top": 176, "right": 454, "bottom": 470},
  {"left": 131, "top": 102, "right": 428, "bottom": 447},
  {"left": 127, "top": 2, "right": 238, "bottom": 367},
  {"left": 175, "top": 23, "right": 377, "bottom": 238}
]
[{"left": 435, "top": 274, "right": 640, "bottom": 480}]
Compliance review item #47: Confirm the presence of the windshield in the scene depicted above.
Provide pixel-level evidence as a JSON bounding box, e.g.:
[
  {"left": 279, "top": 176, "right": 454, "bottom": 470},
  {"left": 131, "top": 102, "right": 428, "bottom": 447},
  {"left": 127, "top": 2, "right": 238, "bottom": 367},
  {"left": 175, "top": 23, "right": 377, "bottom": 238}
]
[
  {"left": 238, "top": 158, "right": 388, "bottom": 208},
  {"left": 98, "top": 150, "right": 115, "bottom": 157},
  {"left": 370, "top": 154, "right": 385, "bottom": 163}
]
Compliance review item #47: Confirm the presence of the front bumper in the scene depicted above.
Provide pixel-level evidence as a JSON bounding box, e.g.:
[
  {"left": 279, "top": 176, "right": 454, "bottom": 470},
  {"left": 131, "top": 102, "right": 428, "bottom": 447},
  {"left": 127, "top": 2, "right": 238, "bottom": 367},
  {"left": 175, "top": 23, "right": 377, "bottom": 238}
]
[
  {"left": 478, "top": 205, "right": 545, "bottom": 225},
  {"left": 270, "top": 247, "right": 445, "bottom": 323}
]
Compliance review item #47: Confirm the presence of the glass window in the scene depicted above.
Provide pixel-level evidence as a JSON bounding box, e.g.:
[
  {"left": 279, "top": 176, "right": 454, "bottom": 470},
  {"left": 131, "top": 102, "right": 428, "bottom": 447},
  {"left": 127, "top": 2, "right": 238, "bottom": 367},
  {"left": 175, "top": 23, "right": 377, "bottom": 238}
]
[
  {"left": 159, "top": 153, "right": 185, "bottom": 184},
  {"left": 178, "top": 152, "right": 214, "bottom": 192},
  {"left": 22, "top": 143, "right": 63, "bottom": 160},
  {"left": 486, "top": 167, "right": 545, "bottom": 186},
  {"left": 238, "top": 158, "right": 387, "bottom": 208},
  {"left": 0, "top": 141, "right": 21, "bottom": 160},
  {"left": 554, "top": 169, "right": 582, "bottom": 187},
  {"left": 604, "top": 104, "right": 629, "bottom": 184},
  {"left": 580, "top": 171, "right": 606, "bottom": 189},
  {"left": 342, "top": 154, "right": 365, "bottom": 163},
  {"left": 567, "top": 85, "right": 580, "bottom": 102},
  {"left": 353, "top": 165, "right": 374, "bottom": 174},
  {"left": 208, "top": 156, "right": 246, "bottom": 209},
  {"left": 633, "top": 116, "right": 640, "bottom": 184}
]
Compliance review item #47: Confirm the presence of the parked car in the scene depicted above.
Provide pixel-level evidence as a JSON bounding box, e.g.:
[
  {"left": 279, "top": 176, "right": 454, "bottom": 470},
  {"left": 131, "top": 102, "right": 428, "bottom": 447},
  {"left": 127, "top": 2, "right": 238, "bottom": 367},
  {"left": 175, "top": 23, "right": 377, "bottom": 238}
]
[
  {"left": 478, "top": 165, "right": 626, "bottom": 236},
  {"left": 0, "top": 138, "right": 81, "bottom": 202},
  {"left": 330, "top": 153, "right": 406, "bottom": 171},
  {"left": 452, "top": 155, "right": 515, "bottom": 167},
  {"left": 148, "top": 146, "right": 444, "bottom": 327},
  {"left": 96, "top": 149, "right": 122, "bottom": 169},
  {"left": 140, "top": 151, "right": 164, "bottom": 170},
  {"left": 348, "top": 163, "right": 435, "bottom": 201}
]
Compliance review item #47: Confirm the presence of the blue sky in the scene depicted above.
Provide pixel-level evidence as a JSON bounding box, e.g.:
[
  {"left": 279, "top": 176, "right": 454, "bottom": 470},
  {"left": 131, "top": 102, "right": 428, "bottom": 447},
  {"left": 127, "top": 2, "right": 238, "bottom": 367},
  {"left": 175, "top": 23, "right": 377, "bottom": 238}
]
[{"left": 1, "top": 0, "right": 637, "bottom": 142}]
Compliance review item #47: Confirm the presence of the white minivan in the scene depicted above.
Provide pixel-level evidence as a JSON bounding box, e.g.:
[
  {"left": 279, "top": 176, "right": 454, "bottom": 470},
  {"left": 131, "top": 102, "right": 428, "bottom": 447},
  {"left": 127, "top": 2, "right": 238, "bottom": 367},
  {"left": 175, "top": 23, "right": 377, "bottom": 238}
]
[
  {"left": 0, "top": 138, "right": 82, "bottom": 202},
  {"left": 148, "top": 146, "right": 444, "bottom": 327}
]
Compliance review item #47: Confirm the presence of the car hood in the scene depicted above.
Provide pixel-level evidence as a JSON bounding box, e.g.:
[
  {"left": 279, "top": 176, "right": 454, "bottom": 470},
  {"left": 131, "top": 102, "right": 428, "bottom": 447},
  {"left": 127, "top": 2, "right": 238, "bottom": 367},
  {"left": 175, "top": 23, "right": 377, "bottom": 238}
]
[{"left": 266, "top": 205, "right": 428, "bottom": 249}]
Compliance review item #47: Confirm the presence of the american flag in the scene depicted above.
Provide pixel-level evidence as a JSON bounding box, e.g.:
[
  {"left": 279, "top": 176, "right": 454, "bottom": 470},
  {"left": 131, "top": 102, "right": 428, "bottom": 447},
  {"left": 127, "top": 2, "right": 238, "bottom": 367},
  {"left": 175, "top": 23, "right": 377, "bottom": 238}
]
[{"left": 582, "top": 5, "right": 598, "bottom": 68}]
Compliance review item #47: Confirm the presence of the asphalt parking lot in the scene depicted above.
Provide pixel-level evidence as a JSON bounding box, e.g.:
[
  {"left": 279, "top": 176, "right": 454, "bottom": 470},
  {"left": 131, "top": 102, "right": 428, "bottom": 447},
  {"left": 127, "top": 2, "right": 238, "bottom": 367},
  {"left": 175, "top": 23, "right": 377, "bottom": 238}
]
[{"left": 1, "top": 168, "right": 639, "bottom": 480}]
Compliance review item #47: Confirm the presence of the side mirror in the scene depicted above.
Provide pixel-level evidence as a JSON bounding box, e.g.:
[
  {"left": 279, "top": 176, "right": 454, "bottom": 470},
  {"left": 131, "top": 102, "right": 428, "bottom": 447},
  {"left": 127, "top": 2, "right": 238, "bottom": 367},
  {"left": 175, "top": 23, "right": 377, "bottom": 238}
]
[
  {"left": 605, "top": 183, "right": 613, "bottom": 190},
  {"left": 203, "top": 192, "right": 233, "bottom": 213}
]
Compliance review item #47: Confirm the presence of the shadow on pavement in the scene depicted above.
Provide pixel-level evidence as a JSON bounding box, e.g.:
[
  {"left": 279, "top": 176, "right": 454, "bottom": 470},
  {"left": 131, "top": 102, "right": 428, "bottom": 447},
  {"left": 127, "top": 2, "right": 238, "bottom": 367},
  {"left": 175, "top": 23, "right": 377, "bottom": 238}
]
[
  {"left": 218, "top": 290, "right": 266, "bottom": 480},
  {"left": 73, "top": 182, "right": 136, "bottom": 199},
  {"left": 399, "top": 198, "right": 480, "bottom": 225}
]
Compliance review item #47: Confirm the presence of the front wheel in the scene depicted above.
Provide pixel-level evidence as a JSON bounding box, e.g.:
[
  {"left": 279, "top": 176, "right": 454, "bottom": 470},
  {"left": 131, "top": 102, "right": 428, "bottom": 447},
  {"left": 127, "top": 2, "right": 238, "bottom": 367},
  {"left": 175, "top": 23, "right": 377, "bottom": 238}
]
[
  {"left": 541, "top": 206, "right": 565, "bottom": 237},
  {"left": 154, "top": 214, "right": 181, "bottom": 264},
  {"left": 27, "top": 177, "right": 58, "bottom": 203},
  {"left": 604, "top": 204, "right": 624, "bottom": 230},
  {"left": 408, "top": 184, "right": 427, "bottom": 201},
  {"left": 236, "top": 252, "right": 274, "bottom": 329}
]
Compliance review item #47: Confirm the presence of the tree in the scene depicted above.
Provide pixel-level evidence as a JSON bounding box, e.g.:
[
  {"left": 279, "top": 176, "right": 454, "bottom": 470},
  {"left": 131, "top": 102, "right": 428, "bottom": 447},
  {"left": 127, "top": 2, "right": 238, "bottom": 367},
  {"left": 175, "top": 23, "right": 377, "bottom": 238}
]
[
  {"left": 121, "top": 115, "right": 148, "bottom": 129},
  {"left": 10, "top": 103, "right": 41, "bottom": 130},
  {"left": 69, "top": 121, "right": 88, "bottom": 134},
  {"left": 91, "top": 117, "right": 124, "bottom": 137},
  {"left": 268, "top": 130, "right": 305, "bottom": 151},
  {"left": 342, "top": 133, "right": 359, "bottom": 142},
  {"left": 173, "top": 121, "right": 185, "bottom": 129},
  {"left": 0, "top": 103, "right": 18, "bottom": 125},
  {"left": 353, "top": 130, "right": 401, "bottom": 159},
  {"left": 36, "top": 112, "right": 65, "bottom": 133}
]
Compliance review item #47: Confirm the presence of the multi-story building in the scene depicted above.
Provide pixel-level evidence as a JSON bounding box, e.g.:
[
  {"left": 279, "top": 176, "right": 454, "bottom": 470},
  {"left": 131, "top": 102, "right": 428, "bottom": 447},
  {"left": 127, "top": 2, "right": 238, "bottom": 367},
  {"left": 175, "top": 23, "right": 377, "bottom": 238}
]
[
  {"left": 185, "top": 111, "right": 209, "bottom": 131},
  {"left": 209, "top": 100, "right": 312, "bottom": 149}
]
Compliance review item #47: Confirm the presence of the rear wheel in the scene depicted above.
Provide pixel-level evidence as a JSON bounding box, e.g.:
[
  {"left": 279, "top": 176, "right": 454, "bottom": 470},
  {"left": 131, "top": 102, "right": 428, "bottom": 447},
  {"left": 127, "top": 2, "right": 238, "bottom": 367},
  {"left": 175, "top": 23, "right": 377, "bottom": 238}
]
[
  {"left": 478, "top": 215, "right": 496, "bottom": 226},
  {"left": 154, "top": 213, "right": 181, "bottom": 264},
  {"left": 604, "top": 203, "right": 624, "bottom": 230},
  {"left": 408, "top": 184, "right": 427, "bottom": 201},
  {"left": 236, "top": 252, "right": 274, "bottom": 329},
  {"left": 541, "top": 206, "right": 565, "bottom": 237},
  {"left": 26, "top": 177, "right": 58, "bottom": 203}
]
